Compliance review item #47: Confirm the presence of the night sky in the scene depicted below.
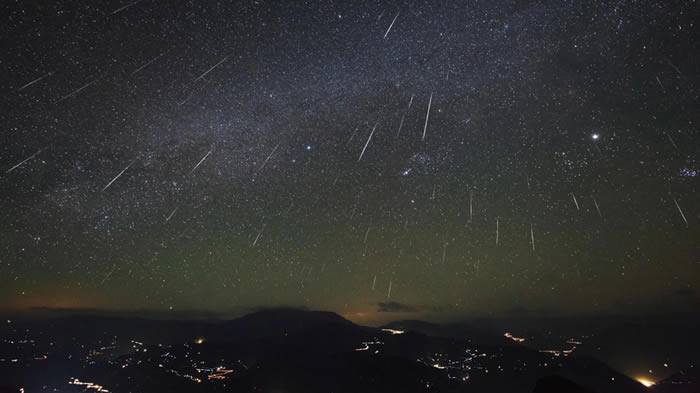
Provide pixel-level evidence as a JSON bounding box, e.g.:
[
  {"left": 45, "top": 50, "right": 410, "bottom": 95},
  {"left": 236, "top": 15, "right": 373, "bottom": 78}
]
[{"left": 1, "top": 0, "right": 697, "bottom": 323}]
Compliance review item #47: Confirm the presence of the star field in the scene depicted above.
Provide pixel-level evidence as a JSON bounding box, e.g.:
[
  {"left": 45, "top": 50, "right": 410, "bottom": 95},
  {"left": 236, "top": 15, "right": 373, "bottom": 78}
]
[{"left": 0, "top": 0, "right": 698, "bottom": 322}]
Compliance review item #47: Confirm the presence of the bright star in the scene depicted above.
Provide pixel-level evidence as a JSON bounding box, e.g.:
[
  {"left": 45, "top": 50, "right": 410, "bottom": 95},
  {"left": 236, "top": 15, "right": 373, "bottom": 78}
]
[{"left": 592, "top": 133, "right": 600, "bottom": 140}]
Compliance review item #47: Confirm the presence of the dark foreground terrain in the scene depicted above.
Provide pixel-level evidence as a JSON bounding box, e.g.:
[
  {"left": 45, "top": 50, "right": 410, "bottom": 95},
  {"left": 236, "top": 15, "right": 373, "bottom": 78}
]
[{"left": 0, "top": 309, "right": 697, "bottom": 393}]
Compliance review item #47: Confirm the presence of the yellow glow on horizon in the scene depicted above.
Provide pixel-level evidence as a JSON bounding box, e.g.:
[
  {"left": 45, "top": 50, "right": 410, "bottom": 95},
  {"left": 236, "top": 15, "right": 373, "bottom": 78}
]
[{"left": 635, "top": 376, "right": 655, "bottom": 388}]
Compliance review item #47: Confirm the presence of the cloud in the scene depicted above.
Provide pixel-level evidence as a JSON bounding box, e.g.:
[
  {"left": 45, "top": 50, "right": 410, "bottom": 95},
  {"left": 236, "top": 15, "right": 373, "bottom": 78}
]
[{"left": 376, "top": 302, "right": 444, "bottom": 313}]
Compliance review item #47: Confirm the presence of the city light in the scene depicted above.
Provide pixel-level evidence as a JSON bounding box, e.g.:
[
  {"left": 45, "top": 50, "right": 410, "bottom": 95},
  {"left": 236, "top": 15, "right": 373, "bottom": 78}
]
[{"left": 635, "top": 376, "right": 656, "bottom": 388}]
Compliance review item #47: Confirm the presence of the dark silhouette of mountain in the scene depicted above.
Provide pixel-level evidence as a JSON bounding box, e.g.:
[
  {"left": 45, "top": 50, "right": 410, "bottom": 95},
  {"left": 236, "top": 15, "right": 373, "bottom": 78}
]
[
  {"left": 651, "top": 366, "right": 700, "bottom": 393},
  {"left": 0, "top": 309, "right": 659, "bottom": 393},
  {"left": 555, "top": 356, "right": 648, "bottom": 393},
  {"left": 212, "top": 308, "right": 357, "bottom": 341},
  {"left": 385, "top": 314, "right": 700, "bottom": 388},
  {"left": 573, "top": 315, "right": 700, "bottom": 382},
  {"left": 382, "top": 319, "right": 506, "bottom": 345},
  {"left": 533, "top": 375, "right": 597, "bottom": 393},
  {"left": 236, "top": 308, "right": 352, "bottom": 325}
]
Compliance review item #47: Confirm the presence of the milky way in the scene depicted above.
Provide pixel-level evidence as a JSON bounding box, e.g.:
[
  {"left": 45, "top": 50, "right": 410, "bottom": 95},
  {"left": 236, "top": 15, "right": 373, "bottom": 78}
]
[{"left": 0, "top": 0, "right": 697, "bottom": 322}]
